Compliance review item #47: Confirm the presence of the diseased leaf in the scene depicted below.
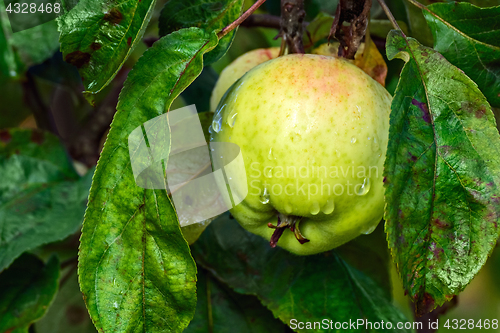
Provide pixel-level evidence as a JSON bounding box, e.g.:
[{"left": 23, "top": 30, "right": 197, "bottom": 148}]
[
  {"left": 58, "top": 0, "right": 157, "bottom": 101},
  {"left": 0, "top": 128, "right": 93, "bottom": 272},
  {"left": 158, "top": 0, "right": 244, "bottom": 65},
  {"left": 185, "top": 267, "right": 287, "bottom": 333},
  {"left": 0, "top": 254, "right": 59, "bottom": 333},
  {"left": 423, "top": 2, "right": 500, "bottom": 108},
  {"left": 385, "top": 30, "right": 500, "bottom": 315},
  {"left": 192, "top": 214, "right": 412, "bottom": 332},
  {"left": 79, "top": 28, "right": 218, "bottom": 333}
]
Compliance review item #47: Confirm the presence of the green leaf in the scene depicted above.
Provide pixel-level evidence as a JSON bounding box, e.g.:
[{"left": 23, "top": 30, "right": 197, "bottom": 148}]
[
  {"left": 192, "top": 214, "right": 412, "bottom": 332},
  {"left": 58, "top": 0, "right": 157, "bottom": 101},
  {"left": 423, "top": 2, "right": 500, "bottom": 108},
  {"left": 0, "top": 5, "right": 20, "bottom": 81},
  {"left": 35, "top": 271, "right": 97, "bottom": 333},
  {"left": 0, "top": 254, "right": 60, "bottom": 333},
  {"left": 0, "top": 128, "right": 93, "bottom": 272},
  {"left": 79, "top": 28, "right": 218, "bottom": 333},
  {"left": 10, "top": 21, "right": 61, "bottom": 66},
  {"left": 158, "top": 0, "right": 244, "bottom": 65},
  {"left": 0, "top": 1, "right": 59, "bottom": 77},
  {"left": 385, "top": 30, "right": 500, "bottom": 315},
  {"left": 185, "top": 267, "right": 287, "bottom": 333}
]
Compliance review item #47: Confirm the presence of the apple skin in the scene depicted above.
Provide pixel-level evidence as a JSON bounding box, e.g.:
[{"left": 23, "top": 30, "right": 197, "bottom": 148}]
[
  {"left": 210, "top": 54, "right": 392, "bottom": 255},
  {"left": 210, "top": 47, "right": 280, "bottom": 111}
]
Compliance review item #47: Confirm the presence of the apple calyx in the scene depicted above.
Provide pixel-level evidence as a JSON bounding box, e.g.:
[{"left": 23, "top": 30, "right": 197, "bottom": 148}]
[{"left": 268, "top": 213, "right": 310, "bottom": 247}]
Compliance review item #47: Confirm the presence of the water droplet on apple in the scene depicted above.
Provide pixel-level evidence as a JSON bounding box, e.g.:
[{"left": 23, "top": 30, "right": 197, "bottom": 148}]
[
  {"left": 267, "top": 147, "right": 275, "bottom": 160},
  {"left": 335, "top": 150, "right": 341, "bottom": 157},
  {"left": 356, "top": 178, "right": 371, "bottom": 196},
  {"left": 367, "top": 136, "right": 371, "bottom": 140},
  {"left": 211, "top": 120, "right": 221, "bottom": 133},
  {"left": 285, "top": 203, "right": 293, "bottom": 214},
  {"left": 227, "top": 110, "right": 238, "bottom": 128},
  {"left": 321, "top": 198, "right": 335, "bottom": 214},
  {"left": 362, "top": 224, "right": 377, "bottom": 235},
  {"left": 351, "top": 136, "right": 357, "bottom": 144},
  {"left": 259, "top": 188, "right": 270, "bottom": 204},
  {"left": 265, "top": 167, "right": 273, "bottom": 178},
  {"left": 310, "top": 202, "right": 320, "bottom": 215}
]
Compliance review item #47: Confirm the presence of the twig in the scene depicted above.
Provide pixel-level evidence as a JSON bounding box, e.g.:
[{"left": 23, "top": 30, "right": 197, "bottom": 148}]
[
  {"left": 60, "top": 255, "right": 78, "bottom": 269},
  {"left": 217, "top": 0, "right": 267, "bottom": 39},
  {"left": 377, "top": 0, "right": 403, "bottom": 32},
  {"left": 278, "top": 0, "right": 306, "bottom": 55},
  {"left": 406, "top": 0, "right": 426, "bottom": 10}
]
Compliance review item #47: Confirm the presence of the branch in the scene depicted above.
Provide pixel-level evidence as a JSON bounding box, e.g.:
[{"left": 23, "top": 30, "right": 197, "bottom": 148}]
[
  {"left": 377, "top": 0, "right": 403, "bottom": 32},
  {"left": 329, "top": 0, "right": 372, "bottom": 59},
  {"left": 241, "top": 14, "right": 281, "bottom": 29},
  {"left": 217, "top": 0, "right": 267, "bottom": 39},
  {"left": 278, "top": 0, "right": 306, "bottom": 55}
]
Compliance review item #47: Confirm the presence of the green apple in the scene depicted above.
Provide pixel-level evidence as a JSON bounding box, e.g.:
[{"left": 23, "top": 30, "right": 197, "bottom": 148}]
[
  {"left": 210, "top": 47, "right": 280, "bottom": 111},
  {"left": 210, "top": 54, "right": 392, "bottom": 255}
]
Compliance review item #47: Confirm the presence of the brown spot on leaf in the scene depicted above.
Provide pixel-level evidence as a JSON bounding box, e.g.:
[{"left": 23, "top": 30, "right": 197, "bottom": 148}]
[
  {"left": 30, "top": 130, "right": 44, "bottom": 145},
  {"left": 432, "top": 218, "right": 450, "bottom": 229},
  {"left": 90, "top": 42, "right": 102, "bottom": 50},
  {"left": 412, "top": 98, "right": 431, "bottom": 123},
  {"left": 103, "top": 8, "right": 123, "bottom": 25},
  {"left": 65, "top": 51, "right": 91, "bottom": 68},
  {"left": 0, "top": 130, "right": 11, "bottom": 143},
  {"left": 422, "top": 51, "right": 428, "bottom": 57},
  {"left": 475, "top": 106, "right": 486, "bottom": 118},
  {"left": 127, "top": 37, "right": 132, "bottom": 46}
]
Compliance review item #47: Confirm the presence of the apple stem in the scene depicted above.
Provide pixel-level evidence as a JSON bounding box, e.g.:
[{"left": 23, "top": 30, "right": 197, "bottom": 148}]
[
  {"left": 329, "top": 0, "right": 372, "bottom": 59},
  {"left": 277, "top": 0, "right": 306, "bottom": 55},
  {"left": 217, "top": 0, "right": 268, "bottom": 39}
]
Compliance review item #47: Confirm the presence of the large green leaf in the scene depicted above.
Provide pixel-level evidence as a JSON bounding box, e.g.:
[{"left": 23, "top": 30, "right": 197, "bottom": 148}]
[
  {"left": 385, "top": 30, "right": 500, "bottom": 315},
  {"left": 192, "top": 214, "right": 412, "bottom": 332},
  {"left": 0, "top": 128, "right": 93, "bottom": 272},
  {"left": 158, "top": 0, "right": 244, "bottom": 65},
  {"left": 0, "top": 254, "right": 59, "bottom": 333},
  {"left": 58, "top": 0, "right": 157, "bottom": 101},
  {"left": 423, "top": 2, "right": 500, "bottom": 108},
  {"left": 185, "top": 267, "right": 287, "bottom": 333},
  {"left": 79, "top": 28, "right": 218, "bottom": 333}
]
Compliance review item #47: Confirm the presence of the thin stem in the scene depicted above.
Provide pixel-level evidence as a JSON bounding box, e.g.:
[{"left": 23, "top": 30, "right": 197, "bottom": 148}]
[
  {"left": 377, "top": 0, "right": 403, "bottom": 33},
  {"left": 217, "top": 0, "right": 267, "bottom": 39},
  {"left": 406, "top": 0, "right": 426, "bottom": 10}
]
